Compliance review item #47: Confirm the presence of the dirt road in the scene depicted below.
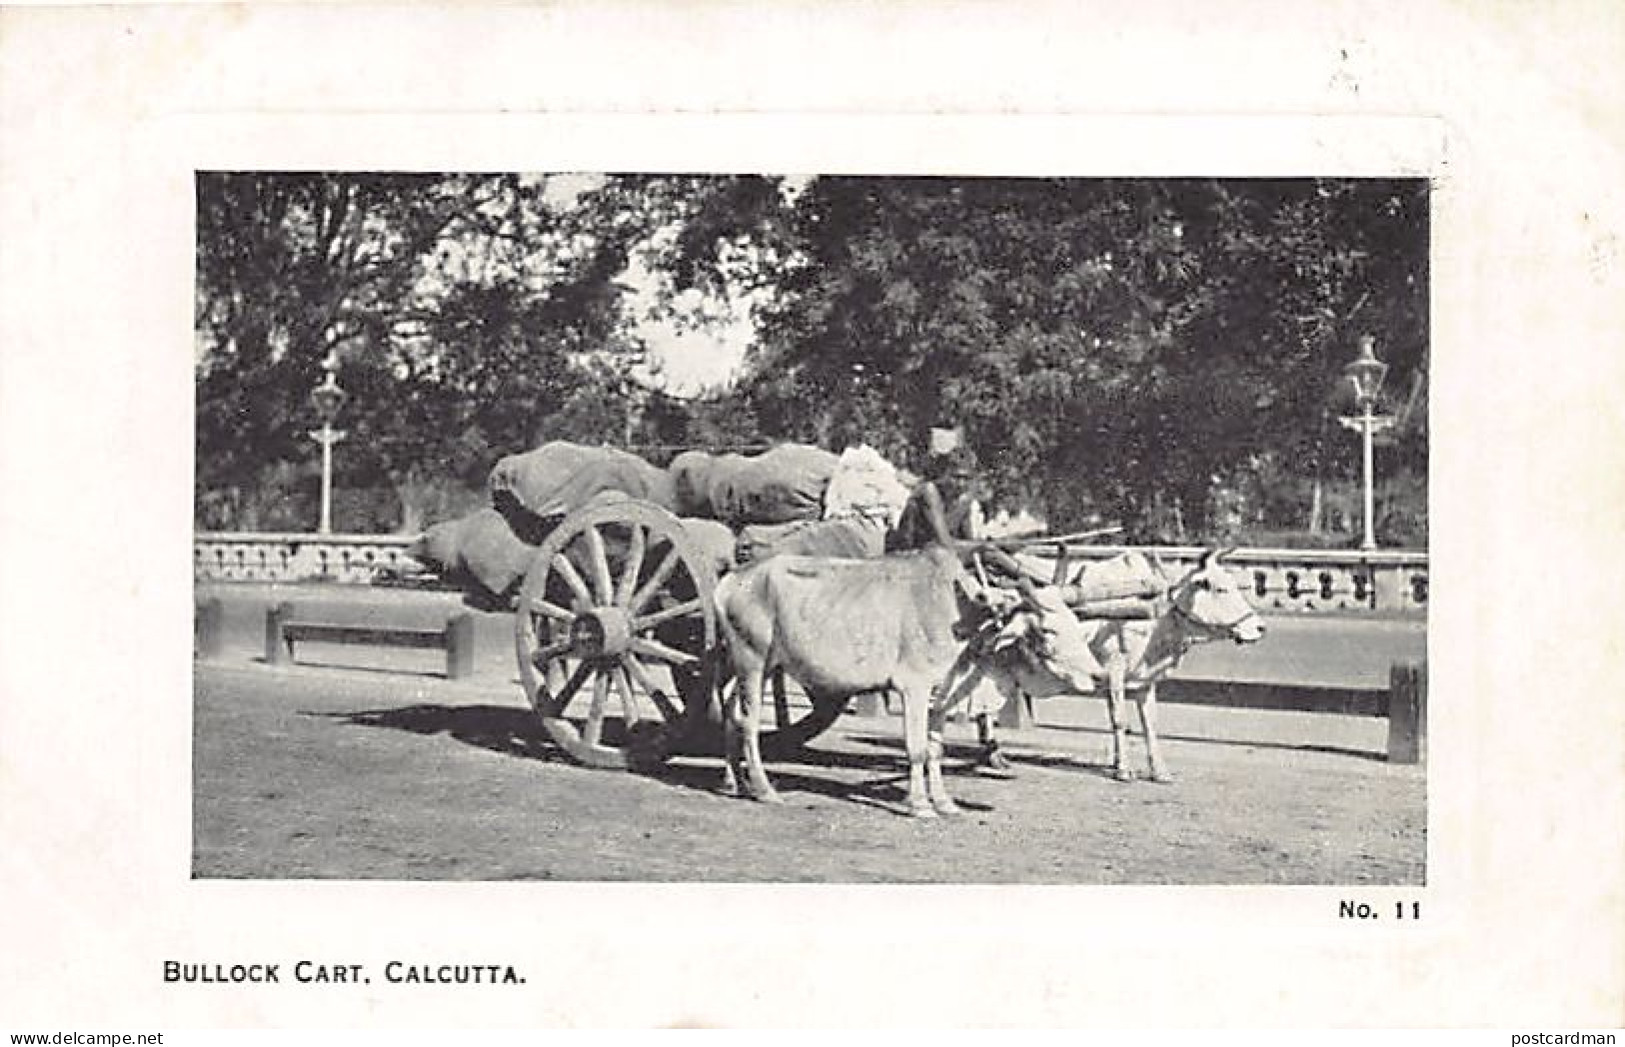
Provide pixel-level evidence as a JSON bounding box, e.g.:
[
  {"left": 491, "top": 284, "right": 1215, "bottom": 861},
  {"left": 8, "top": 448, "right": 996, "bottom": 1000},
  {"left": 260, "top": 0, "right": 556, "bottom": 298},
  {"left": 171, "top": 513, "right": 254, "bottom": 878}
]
[{"left": 193, "top": 663, "right": 1424, "bottom": 883}]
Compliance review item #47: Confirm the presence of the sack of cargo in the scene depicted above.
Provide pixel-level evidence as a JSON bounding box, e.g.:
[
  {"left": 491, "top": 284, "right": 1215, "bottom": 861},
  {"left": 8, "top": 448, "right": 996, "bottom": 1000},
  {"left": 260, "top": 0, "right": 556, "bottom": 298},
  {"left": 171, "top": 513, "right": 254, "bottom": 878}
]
[
  {"left": 668, "top": 444, "right": 838, "bottom": 526},
  {"left": 735, "top": 516, "right": 888, "bottom": 566},
  {"left": 408, "top": 507, "right": 537, "bottom": 599},
  {"left": 668, "top": 451, "right": 718, "bottom": 518},
  {"left": 821, "top": 444, "right": 913, "bottom": 529},
  {"left": 489, "top": 441, "right": 676, "bottom": 523},
  {"left": 675, "top": 517, "right": 738, "bottom": 578}
]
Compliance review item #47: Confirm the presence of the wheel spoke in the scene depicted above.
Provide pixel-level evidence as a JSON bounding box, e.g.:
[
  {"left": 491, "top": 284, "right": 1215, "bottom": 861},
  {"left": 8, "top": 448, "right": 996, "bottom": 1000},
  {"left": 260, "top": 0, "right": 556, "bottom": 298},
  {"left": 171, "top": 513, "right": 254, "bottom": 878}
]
[
  {"left": 549, "top": 660, "right": 594, "bottom": 715},
  {"left": 528, "top": 597, "right": 575, "bottom": 621},
  {"left": 629, "top": 635, "right": 700, "bottom": 667},
  {"left": 545, "top": 656, "right": 569, "bottom": 694},
  {"left": 581, "top": 670, "right": 611, "bottom": 748},
  {"left": 614, "top": 525, "right": 646, "bottom": 607},
  {"left": 582, "top": 525, "right": 615, "bottom": 604},
  {"left": 612, "top": 664, "right": 640, "bottom": 729},
  {"left": 628, "top": 547, "right": 683, "bottom": 616},
  {"left": 530, "top": 637, "right": 575, "bottom": 672},
  {"left": 632, "top": 597, "right": 705, "bottom": 633},
  {"left": 625, "top": 653, "right": 683, "bottom": 724},
  {"left": 552, "top": 554, "right": 594, "bottom": 608}
]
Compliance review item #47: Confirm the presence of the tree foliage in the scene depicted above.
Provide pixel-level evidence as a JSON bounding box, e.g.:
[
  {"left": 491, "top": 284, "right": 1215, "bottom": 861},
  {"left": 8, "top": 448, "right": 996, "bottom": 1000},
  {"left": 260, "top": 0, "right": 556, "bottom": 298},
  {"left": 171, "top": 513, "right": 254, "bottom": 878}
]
[
  {"left": 194, "top": 172, "right": 653, "bottom": 530},
  {"left": 195, "top": 172, "right": 1427, "bottom": 545},
  {"left": 721, "top": 177, "right": 1428, "bottom": 540}
]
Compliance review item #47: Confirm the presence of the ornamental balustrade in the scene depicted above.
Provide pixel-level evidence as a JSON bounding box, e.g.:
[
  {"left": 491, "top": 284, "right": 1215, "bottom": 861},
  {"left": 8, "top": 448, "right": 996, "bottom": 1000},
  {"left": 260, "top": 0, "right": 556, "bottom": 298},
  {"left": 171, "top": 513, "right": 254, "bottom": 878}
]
[
  {"left": 1029, "top": 544, "right": 1428, "bottom": 616},
  {"left": 194, "top": 533, "right": 423, "bottom": 586},
  {"left": 194, "top": 533, "right": 1427, "bottom": 616}
]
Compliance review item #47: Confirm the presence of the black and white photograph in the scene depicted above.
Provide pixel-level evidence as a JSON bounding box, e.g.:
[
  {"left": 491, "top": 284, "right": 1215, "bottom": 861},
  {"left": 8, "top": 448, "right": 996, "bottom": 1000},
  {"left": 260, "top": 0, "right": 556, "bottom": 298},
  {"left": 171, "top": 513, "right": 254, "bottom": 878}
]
[
  {"left": 3, "top": 1, "right": 1621, "bottom": 1033},
  {"left": 192, "top": 172, "right": 1430, "bottom": 883}
]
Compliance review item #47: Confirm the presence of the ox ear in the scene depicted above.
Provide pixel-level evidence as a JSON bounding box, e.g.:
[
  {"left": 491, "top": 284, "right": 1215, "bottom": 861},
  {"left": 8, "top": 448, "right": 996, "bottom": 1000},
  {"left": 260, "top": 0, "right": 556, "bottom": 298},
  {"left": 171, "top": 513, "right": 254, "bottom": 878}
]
[{"left": 1198, "top": 547, "right": 1237, "bottom": 571}]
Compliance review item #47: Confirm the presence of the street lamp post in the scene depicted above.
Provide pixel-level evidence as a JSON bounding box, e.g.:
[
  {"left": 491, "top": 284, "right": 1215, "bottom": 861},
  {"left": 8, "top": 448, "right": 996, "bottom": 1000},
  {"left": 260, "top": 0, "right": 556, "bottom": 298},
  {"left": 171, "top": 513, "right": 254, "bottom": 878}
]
[
  {"left": 308, "top": 352, "right": 348, "bottom": 535},
  {"left": 1338, "top": 335, "right": 1396, "bottom": 551}
]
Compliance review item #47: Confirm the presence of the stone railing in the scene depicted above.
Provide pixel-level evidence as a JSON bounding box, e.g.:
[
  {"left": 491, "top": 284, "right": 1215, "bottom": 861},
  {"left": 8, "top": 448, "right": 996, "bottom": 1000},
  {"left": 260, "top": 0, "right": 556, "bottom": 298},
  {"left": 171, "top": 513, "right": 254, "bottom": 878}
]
[
  {"left": 1020, "top": 544, "right": 1428, "bottom": 616},
  {"left": 195, "top": 532, "right": 1427, "bottom": 615},
  {"left": 195, "top": 532, "right": 423, "bottom": 585}
]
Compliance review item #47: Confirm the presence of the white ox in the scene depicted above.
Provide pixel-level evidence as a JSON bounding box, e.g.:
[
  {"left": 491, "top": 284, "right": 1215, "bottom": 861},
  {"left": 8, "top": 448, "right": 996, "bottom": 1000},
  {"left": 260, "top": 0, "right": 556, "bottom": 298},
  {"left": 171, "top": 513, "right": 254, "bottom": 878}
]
[
  {"left": 713, "top": 545, "right": 1104, "bottom": 817},
  {"left": 943, "top": 548, "right": 1266, "bottom": 782}
]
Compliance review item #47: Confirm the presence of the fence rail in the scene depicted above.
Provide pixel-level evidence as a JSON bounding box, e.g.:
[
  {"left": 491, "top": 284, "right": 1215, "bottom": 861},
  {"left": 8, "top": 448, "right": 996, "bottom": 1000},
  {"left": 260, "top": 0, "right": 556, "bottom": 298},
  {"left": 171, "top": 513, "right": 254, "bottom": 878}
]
[{"left": 194, "top": 532, "right": 1428, "bottom": 615}]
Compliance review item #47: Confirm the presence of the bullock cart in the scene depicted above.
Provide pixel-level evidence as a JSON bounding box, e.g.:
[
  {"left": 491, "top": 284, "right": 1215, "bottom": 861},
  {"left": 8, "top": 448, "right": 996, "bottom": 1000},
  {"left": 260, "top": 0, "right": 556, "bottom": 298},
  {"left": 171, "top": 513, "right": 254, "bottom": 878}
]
[
  {"left": 509, "top": 500, "right": 1141, "bottom": 772},
  {"left": 456, "top": 438, "right": 1142, "bottom": 772}
]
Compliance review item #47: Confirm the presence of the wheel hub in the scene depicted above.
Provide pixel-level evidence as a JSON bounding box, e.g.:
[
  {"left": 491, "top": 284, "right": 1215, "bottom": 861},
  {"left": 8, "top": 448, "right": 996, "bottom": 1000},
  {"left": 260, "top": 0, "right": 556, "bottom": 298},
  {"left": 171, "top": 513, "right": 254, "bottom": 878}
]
[{"left": 570, "top": 606, "right": 633, "bottom": 659}]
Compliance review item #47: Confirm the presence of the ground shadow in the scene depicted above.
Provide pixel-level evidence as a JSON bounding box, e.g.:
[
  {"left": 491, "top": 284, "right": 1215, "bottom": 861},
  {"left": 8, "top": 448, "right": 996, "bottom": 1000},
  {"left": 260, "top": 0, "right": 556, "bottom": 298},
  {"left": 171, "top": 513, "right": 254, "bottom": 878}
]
[
  {"left": 309, "top": 704, "right": 568, "bottom": 764},
  {"left": 1016, "top": 720, "right": 1388, "bottom": 764},
  {"left": 660, "top": 744, "right": 996, "bottom": 815},
  {"left": 310, "top": 703, "right": 984, "bottom": 814},
  {"left": 842, "top": 729, "right": 1030, "bottom": 774},
  {"left": 995, "top": 750, "right": 1143, "bottom": 782}
]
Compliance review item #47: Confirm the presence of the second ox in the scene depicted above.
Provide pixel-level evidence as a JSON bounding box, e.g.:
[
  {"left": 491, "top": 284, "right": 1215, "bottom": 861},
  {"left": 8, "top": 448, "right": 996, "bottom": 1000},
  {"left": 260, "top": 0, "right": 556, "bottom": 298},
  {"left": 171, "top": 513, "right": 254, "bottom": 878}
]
[
  {"left": 712, "top": 544, "right": 1103, "bottom": 817},
  {"left": 951, "top": 548, "right": 1267, "bottom": 782}
]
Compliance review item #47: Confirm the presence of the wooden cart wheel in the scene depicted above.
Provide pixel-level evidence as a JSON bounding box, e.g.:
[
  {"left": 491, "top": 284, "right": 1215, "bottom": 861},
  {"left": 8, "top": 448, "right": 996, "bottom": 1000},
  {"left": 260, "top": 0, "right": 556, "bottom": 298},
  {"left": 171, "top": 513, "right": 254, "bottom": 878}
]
[{"left": 515, "top": 500, "right": 718, "bottom": 770}]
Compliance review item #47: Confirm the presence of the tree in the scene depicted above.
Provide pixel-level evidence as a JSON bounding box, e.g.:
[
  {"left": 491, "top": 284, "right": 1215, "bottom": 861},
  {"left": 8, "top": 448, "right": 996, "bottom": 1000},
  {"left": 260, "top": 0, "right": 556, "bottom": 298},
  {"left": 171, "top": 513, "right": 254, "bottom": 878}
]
[
  {"left": 197, "top": 172, "right": 1428, "bottom": 546},
  {"left": 195, "top": 173, "right": 492, "bottom": 528},
  {"left": 690, "top": 176, "right": 1427, "bottom": 542},
  {"left": 195, "top": 172, "right": 658, "bottom": 531}
]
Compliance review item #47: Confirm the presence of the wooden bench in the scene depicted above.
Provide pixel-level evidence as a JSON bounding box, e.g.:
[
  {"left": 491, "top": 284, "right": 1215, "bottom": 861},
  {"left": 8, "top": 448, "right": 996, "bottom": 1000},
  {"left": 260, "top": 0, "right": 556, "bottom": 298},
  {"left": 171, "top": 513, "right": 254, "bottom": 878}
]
[
  {"left": 264, "top": 601, "right": 476, "bottom": 680},
  {"left": 991, "top": 659, "right": 1427, "bottom": 765}
]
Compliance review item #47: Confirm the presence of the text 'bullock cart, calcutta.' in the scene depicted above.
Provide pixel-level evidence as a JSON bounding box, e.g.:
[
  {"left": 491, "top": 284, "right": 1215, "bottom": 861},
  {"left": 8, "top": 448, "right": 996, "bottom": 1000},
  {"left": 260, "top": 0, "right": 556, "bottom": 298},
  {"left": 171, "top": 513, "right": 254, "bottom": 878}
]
[{"left": 410, "top": 438, "right": 1180, "bottom": 774}]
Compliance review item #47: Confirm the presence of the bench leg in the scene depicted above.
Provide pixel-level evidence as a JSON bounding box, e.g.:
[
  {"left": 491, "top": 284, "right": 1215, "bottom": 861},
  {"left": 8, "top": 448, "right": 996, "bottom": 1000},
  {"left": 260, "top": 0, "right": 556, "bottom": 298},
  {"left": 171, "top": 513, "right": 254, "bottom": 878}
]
[
  {"left": 445, "top": 612, "right": 475, "bottom": 680},
  {"left": 265, "top": 601, "right": 293, "bottom": 666},
  {"left": 1386, "top": 662, "right": 1426, "bottom": 764},
  {"left": 195, "top": 597, "right": 224, "bottom": 660}
]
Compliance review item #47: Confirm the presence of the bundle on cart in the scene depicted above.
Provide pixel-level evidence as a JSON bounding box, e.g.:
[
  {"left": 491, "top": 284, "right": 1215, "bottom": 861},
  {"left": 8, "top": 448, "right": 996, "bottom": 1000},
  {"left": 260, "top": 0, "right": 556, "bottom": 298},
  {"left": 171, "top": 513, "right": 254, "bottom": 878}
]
[{"left": 410, "top": 440, "right": 913, "bottom": 603}]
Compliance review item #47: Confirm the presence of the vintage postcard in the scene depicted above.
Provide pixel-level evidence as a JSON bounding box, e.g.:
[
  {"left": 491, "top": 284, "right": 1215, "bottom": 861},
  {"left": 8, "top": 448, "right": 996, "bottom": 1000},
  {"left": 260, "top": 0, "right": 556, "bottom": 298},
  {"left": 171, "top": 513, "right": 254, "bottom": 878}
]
[{"left": 2, "top": 1, "right": 1621, "bottom": 1032}]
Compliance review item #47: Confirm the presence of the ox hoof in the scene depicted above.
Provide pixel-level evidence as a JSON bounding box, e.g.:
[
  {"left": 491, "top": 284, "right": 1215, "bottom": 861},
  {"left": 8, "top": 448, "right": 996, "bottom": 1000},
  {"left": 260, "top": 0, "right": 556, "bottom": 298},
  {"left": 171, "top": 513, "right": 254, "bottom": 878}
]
[
  {"left": 932, "top": 799, "right": 964, "bottom": 817},
  {"left": 906, "top": 802, "right": 940, "bottom": 819},
  {"left": 753, "top": 789, "right": 786, "bottom": 805},
  {"left": 980, "top": 748, "right": 1013, "bottom": 773},
  {"left": 1112, "top": 768, "right": 1137, "bottom": 783}
]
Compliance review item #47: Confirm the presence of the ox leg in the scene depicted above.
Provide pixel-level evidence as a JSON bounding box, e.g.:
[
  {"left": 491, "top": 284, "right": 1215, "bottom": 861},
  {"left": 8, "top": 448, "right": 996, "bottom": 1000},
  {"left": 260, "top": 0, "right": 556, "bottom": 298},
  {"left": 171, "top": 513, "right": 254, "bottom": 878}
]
[
  {"left": 974, "top": 713, "right": 1012, "bottom": 772},
  {"left": 719, "top": 677, "right": 744, "bottom": 798},
  {"left": 900, "top": 687, "right": 937, "bottom": 818},
  {"left": 926, "top": 705, "right": 962, "bottom": 816},
  {"left": 738, "top": 666, "right": 783, "bottom": 804},
  {"left": 1136, "top": 683, "right": 1172, "bottom": 783},
  {"left": 1105, "top": 662, "right": 1133, "bottom": 781}
]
